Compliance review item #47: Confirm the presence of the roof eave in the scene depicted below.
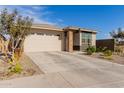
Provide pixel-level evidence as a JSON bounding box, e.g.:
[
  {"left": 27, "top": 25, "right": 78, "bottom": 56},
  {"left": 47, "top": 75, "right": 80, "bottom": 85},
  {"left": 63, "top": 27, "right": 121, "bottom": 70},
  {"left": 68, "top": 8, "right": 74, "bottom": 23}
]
[
  {"left": 64, "top": 27, "right": 97, "bottom": 34},
  {"left": 80, "top": 28, "right": 97, "bottom": 34},
  {"left": 31, "top": 26, "right": 63, "bottom": 32}
]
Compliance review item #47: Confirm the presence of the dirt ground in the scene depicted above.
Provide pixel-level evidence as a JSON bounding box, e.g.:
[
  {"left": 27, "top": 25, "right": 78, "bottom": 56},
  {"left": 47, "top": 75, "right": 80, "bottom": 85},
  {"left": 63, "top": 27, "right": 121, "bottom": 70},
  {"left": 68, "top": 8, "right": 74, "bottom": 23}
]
[
  {"left": 0, "top": 53, "right": 44, "bottom": 80},
  {"left": 89, "top": 53, "right": 124, "bottom": 65}
]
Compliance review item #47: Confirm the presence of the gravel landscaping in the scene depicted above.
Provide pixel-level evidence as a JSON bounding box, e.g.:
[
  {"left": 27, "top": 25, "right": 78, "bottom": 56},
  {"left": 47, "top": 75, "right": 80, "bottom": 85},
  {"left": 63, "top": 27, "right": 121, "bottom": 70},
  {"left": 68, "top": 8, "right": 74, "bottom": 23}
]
[
  {"left": 0, "top": 53, "right": 43, "bottom": 80},
  {"left": 86, "top": 53, "right": 124, "bottom": 65}
]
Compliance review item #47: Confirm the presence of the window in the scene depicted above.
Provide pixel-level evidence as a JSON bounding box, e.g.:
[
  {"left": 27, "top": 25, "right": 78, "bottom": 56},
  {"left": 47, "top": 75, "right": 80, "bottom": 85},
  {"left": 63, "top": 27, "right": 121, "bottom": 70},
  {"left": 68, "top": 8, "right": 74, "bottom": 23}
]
[{"left": 82, "top": 32, "right": 92, "bottom": 45}]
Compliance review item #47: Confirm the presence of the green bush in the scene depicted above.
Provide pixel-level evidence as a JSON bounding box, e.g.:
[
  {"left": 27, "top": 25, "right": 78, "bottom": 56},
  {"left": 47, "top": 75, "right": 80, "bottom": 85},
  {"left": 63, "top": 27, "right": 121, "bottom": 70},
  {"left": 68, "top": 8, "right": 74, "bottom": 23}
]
[
  {"left": 9, "top": 63, "right": 22, "bottom": 74},
  {"left": 96, "top": 47, "right": 101, "bottom": 52},
  {"left": 102, "top": 47, "right": 107, "bottom": 52},
  {"left": 103, "top": 50, "right": 112, "bottom": 56},
  {"left": 87, "top": 49, "right": 93, "bottom": 55},
  {"left": 96, "top": 47, "right": 107, "bottom": 52},
  {"left": 86, "top": 46, "right": 96, "bottom": 55}
]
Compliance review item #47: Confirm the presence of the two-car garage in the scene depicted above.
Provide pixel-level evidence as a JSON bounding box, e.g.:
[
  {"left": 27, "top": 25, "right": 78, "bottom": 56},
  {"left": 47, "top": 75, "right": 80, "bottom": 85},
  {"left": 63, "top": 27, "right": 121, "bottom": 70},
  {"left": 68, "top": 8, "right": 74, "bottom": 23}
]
[{"left": 24, "top": 25, "right": 64, "bottom": 52}]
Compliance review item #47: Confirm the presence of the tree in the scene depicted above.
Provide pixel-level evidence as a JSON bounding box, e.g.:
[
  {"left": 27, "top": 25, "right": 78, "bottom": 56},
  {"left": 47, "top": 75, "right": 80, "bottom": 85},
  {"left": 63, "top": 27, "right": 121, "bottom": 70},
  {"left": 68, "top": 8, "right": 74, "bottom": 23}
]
[
  {"left": 0, "top": 8, "right": 33, "bottom": 62},
  {"left": 110, "top": 28, "right": 124, "bottom": 43}
]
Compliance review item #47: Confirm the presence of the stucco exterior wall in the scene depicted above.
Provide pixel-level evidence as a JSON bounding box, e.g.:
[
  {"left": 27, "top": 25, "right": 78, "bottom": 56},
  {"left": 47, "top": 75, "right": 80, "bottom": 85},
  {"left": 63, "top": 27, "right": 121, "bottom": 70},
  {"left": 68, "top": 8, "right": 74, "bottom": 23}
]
[
  {"left": 24, "top": 29, "right": 64, "bottom": 52},
  {"left": 66, "top": 30, "right": 73, "bottom": 52},
  {"left": 92, "top": 33, "right": 96, "bottom": 46}
]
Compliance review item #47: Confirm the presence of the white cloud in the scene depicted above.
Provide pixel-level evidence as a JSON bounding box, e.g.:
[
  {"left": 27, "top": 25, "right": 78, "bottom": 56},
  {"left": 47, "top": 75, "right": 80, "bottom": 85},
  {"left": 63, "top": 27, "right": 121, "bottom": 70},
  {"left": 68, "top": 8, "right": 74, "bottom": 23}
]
[
  {"left": 104, "top": 33, "right": 111, "bottom": 39},
  {"left": 0, "top": 5, "right": 65, "bottom": 26},
  {"left": 0, "top": 5, "right": 54, "bottom": 24}
]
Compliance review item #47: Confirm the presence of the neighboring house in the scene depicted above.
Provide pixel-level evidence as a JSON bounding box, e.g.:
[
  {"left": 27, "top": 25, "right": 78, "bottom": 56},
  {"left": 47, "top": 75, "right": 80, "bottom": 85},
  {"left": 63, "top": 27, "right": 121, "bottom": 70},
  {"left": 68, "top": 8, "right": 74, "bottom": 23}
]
[
  {"left": 117, "top": 41, "right": 124, "bottom": 45},
  {"left": 24, "top": 24, "right": 97, "bottom": 52}
]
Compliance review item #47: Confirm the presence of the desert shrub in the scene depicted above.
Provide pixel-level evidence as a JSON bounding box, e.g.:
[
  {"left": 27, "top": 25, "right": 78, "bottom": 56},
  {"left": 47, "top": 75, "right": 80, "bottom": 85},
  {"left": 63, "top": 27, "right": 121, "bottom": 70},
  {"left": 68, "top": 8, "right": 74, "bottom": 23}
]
[
  {"left": 87, "top": 46, "right": 96, "bottom": 52},
  {"left": 103, "top": 56, "right": 113, "bottom": 60},
  {"left": 96, "top": 47, "right": 101, "bottom": 52},
  {"left": 86, "top": 46, "right": 96, "bottom": 55},
  {"left": 115, "top": 46, "right": 124, "bottom": 56},
  {"left": 103, "top": 50, "right": 112, "bottom": 56},
  {"left": 91, "top": 46, "right": 96, "bottom": 53},
  {"left": 7, "top": 51, "right": 23, "bottom": 74},
  {"left": 102, "top": 47, "right": 107, "bottom": 52},
  {"left": 8, "top": 63, "right": 22, "bottom": 74},
  {"left": 86, "top": 49, "right": 93, "bottom": 55},
  {"left": 96, "top": 47, "right": 107, "bottom": 52}
]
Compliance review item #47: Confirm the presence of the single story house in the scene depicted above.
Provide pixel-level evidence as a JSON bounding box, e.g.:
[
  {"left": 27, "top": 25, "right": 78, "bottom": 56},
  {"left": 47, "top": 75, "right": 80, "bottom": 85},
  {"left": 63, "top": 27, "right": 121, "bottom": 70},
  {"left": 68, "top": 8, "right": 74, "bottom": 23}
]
[{"left": 24, "top": 24, "right": 97, "bottom": 52}]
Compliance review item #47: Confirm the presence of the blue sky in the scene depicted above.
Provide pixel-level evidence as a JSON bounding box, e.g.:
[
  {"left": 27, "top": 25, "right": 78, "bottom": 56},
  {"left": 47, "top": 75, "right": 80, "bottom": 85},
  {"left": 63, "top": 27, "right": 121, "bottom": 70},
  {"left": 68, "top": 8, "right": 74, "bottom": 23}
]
[{"left": 0, "top": 5, "right": 124, "bottom": 39}]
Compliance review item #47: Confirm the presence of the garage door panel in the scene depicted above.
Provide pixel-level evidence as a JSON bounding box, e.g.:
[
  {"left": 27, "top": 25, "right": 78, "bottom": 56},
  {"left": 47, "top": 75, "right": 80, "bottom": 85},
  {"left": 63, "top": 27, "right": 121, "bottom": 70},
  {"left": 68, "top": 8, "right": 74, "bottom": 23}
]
[{"left": 24, "top": 31, "right": 62, "bottom": 52}]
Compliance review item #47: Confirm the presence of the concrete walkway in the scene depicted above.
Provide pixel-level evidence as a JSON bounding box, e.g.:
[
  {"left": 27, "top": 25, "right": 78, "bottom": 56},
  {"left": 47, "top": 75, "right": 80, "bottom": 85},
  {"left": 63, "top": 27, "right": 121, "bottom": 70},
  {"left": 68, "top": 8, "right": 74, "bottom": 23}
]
[{"left": 1, "top": 51, "right": 124, "bottom": 87}]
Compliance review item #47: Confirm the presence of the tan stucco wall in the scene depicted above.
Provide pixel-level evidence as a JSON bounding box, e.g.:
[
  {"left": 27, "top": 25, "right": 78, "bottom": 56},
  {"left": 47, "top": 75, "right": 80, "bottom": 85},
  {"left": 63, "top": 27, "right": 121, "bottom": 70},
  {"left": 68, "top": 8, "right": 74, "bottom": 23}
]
[
  {"left": 66, "top": 30, "right": 73, "bottom": 52},
  {"left": 24, "top": 29, "right": 64, "bottom": 52},
  {"left": 79, "top": 32, "right": 82, "bottom": 46},
  {"left": 91, "top": 33, "right": 96, "bottom": 46}
]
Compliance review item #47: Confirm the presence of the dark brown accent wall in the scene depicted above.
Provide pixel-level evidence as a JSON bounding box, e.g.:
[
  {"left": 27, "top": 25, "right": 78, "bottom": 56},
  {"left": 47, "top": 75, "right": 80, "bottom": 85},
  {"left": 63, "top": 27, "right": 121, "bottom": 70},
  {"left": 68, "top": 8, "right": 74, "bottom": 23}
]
[
  {"left": 73, "top": 46, "right": 80, "bottom": 50},
  {"left": 96, "top": 39, "right": 115, "bottom": 51}
]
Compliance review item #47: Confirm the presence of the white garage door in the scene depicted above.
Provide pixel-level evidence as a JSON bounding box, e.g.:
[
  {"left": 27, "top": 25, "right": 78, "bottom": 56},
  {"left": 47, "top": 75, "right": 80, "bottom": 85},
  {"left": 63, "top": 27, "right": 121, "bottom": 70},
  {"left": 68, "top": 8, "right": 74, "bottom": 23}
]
[{"left": 24, "top": 31, "right": 62, "bottom": 52}]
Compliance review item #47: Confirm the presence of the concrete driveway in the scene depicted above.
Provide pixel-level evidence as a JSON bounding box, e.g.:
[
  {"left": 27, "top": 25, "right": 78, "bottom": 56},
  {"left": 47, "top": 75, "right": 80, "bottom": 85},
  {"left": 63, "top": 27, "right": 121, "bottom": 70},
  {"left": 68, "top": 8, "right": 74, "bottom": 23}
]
[{"left": 1, "top": 51, "right": 124, "bottom": 87}]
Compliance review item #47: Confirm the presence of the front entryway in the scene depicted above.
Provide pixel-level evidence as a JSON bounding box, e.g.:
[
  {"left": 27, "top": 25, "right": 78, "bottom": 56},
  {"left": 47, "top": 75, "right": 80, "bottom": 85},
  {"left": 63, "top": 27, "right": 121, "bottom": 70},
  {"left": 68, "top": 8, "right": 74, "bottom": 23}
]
[{"left": 65, "top": 28, "right": 81, "bottom": 52}]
